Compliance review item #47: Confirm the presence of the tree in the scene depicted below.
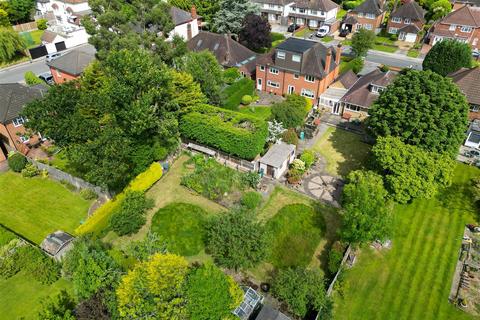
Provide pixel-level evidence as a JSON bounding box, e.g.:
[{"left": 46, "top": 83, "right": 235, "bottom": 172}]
[
  {"left": 271, "top": 94, "right": 308, "bottom": 128},
  {"left": 341, "top": 170, "right": 393, "bottom": 245},
  {"left": 205, "top": 209, "right": 268, "bottom": 270},
  {"left": 110, "top": 191, "right": 154, "bottom": 236},
  {"left": 0, "top": 27, "right": 26, "bottom": 62},
  {"left": 0, "top": 9, "right": 10, "bottom": 27},
  {"left": 239, "top": 14, "right": 271, "bottom": 51},
  {"left": 351, "top": 28, "right": 375, "bottom": 57},
  {"left": 372, "top": 136, "right": 455, "bottom": 203},
  {"left": 24, "top": 70, "right": 43, "bottom": 85},
  {"left": 169, "top": 0, "right": 221, "bottom": 28},
  {"left": 178, "top": 51, "right": 224, "bottom": 105},
  {"left": 38, "top": 290, "right": 76, "bottom": 320},
  {"left": 127, "top": 232, "right": 168, "bottom": 261},
  {"left": 116, "top": 253, "right": 189, "bottom": 319},
  {"left": 212, "top": 0, "right": 259, "bottom": 34},
  {"left": 267, "top": 119, "right": 286, "bottom": 143},
  {"left": 272, "top": 267, "right": 331, "bottom": 318},
  {"left": 367, "top": 70, "right": 469, "bottom": 156},
  {"left": 171, "top": 71, "right": 207, "bottom": 109},
  {"left": 6, "top": 0, "right": 35, "bottom": 24},
  {"left": 74, "top": 291, "right": 111, "bottom": 320},
  {"left": 423, "top": 39, "right": 471, "bottom": 76},
  {"left": 428, "top": 0, "right": 451, "bottom": 21},
  {"left": 185, "top": 263, "right": 243, "bottom": 320}
]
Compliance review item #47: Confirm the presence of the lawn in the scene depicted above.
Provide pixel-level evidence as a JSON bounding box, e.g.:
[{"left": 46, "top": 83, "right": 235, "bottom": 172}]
[
  {"left": 294, "top": 28, "right": 311, "bottom": 38},
  {"left": 221, "top": 78, "right": 255, "bottom": 110},
  {"left": 151, "top": 202, "right": 211, "bottom": 256},
  {"left": 321, "top": 36, "right": 334, "bottom": 43},
  {"left": 238, "top": 105, "right": 272, "bottom": 120},
  {"left": 312, "top": 127, "right": 371, "bottom": 177},
  {"left": 407, "top": 49, "right": 420, "bottom": 58},
  {"left": 333, "top": 164, "right": 479, "bottom": 320},
  {"left": 0, "top": 271, "right": 72, "bottom": 320},
  {"left": 0, "top": 172, "right": 90, "bottom": 243},
  {"left": 20, "top": 30, "right": 44, "bottom": 49},
  {"left": 372, "top": 44, "right": 398, "bottom": 53}
]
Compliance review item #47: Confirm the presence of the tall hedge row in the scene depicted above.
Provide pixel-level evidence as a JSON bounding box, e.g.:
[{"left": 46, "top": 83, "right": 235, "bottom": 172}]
[{"left": 179, "top": 105, "right": 268, "bottom": 160}]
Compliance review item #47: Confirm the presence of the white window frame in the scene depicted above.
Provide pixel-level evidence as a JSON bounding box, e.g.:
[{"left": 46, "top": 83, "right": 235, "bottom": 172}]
[
  {"left": 277, "top": 51, "right": 286, "bottom": 59},
  {"left": 310, "top": 10, "right": 317, "bottom": 15},
  {"left": 19, "top": 135, "right": 30, "bottom": 143},
  {"left": 461, "top": 26, "right": 473, "bottom": 33},
  {"left": 294, "top": 73, "right": 299, "bottom": 79},
  {"left": 260, "top": 65, "right": 265, "bottom": 71},
  {"left": 301, "top": 88, "right": 315, "bottom": 98},
  {"left": 267, "top": 80, "right": 280, "bottom": 88},
  {"left": 392, "top": 17, "right": 401, "bottom": 23},
  {"left": 345, "top": 104, "right": 361, "bottom": 112},
  {"left": 292, "top": 54, "right": 301, "bottom": 62},
  {"left": 12, "top": 117, "right": 25, "bottom": 127},
  {"left": 305, "top": 75, "right": 315, "bottom": 83},
  {"left": 449, "top": 24, "right": 456, "bottom": 31},
  {"left": 404, "top": 18, "right": 411, "bottom": 24},
  {"left": 269, "top": 67, "right": 279, "bottom": 75},
  {"left": 365, "top": 13, "right": 375, "bottom": 19},
  {"left": 364, "top": 24, "right": 373, "bottom": 30},
  {"left": 389, "top": 27, "right": 398, "bottom": 34}
]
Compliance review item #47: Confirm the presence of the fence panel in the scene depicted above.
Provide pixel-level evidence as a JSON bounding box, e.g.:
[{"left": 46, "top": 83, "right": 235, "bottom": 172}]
[{"left": 12, "top": 22, "right": 38, "bottom": 32}]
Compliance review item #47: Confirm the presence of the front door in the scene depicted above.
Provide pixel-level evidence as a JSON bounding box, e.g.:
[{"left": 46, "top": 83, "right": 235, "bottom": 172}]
[
  {"left": 257, "top": 78, "right": 262, "bottom": 90},
  {"left": 288, "top": 85, "right": 295, "bottom": 94},
  {"left": 398, "top": 32, "right": 406, "bottom": 41},
  {"left": 266, "top": 165, "right": 275, "bottom": 177},
  {"left": 332, "top": 103, "right": 341, "bottom": 115}
]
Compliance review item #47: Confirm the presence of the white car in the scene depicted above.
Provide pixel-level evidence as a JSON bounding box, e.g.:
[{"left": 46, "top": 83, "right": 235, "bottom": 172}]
[
  {"left": 315, "top": 26, "right": 330, "bottom": 38},
  {"left": 46, "top": 52, "right": 62, "bottom": 62}
]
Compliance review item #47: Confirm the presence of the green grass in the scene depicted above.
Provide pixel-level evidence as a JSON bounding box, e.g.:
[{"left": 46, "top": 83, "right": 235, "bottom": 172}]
[
  {"left": 321, "top": 36, "right": 334, "bottom": 43},
  {"left": 375, "top": 35, "right": 396, "bottom": 45},
  {"left": 372, "top": 44, "right": 398, "bottom": 53},
  {"left": 221, "top": 78, "right": 255, "bottom": 110},
  {"left": 0, "top": 271, "right": 72, "bottom": 320},
  {"left": 0, "top": 54, "right": 29, "bottom": 67},
  {"left": 266, "top": 203, "right": 326, "bottom": 269},
  {"left": 313, "top": 127, "right": 371, "bottom": 177},
  {"left": 20, "top": 30, "right": 44, "bottom": 49},
  {"left": 333, "top": 164, "right": 479, "bottom": 320},
  {"left": 238, "top": 105, "right": 271, "bottom": 120},
  {"left": 294, "top": 28, "right": 311, "bottom": 38},
  {"left": 407, "top": 49, "right": 420, "bottom": 58},
  {"left": 0, "top": 172, "right": 90, "bottom": 243},
  {"left": 151, "top": 202, "right": 211, "bottom": 256}
]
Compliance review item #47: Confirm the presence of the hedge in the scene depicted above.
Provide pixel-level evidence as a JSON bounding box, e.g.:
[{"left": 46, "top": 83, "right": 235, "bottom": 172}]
[
  {"left": 75, "top": 162, "right": 163, "bottom": 236},
  {"left": 179, "top": 105, "right": 268, "bottom": 160},
  {"left": 222, "top": 78, "right": 255, "bottom": 110}
]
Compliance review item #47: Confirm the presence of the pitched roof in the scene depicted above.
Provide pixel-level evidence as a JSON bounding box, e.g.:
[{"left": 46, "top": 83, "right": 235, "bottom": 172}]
[
  {"left": 170, "top": 6, "right": 194, "bottom": 26},
  {"left": 449, "top": 67, "right": 480, "bottom": 105},
  {"left": 440, "top": 5, "right": 480, "bottom": 26},
  {"left": 40, "top": 231, "right": 74, "bottom": 257},
  {"left": 340, "top": 69, "right": 398, "bottom": 108},
  {"left": 352, "top": 0, "right": 384, "bottom": 15},
  {"left": 46, "top": 48, "right": 95, "bottom": 76},
  {"left": 337, "top": 70, "right": 358, "bottom": 89},
  {"left": 450, "top": 0, "right": 480, "bottom": 7},
  {"left": 391, "top": 1, "right": 425, "bottom": 21},
  {"left": 253, "top": 0, "right": 289, "bottom": 4},
  {"left": 0, "top": 83, "right": 47, "bottom": 123},
  {"left": 260, "top": 142, "right": 295, "bottom": 167},
  {"left": 276, "top": 37, "right": 317, "bottom": 53},
  {"left": 41, "top": 30, "right": 60, "bottom": 43},
  {"left": 188, "top": 32, "right": 257, "bottom": 71},
  {"left": 293, "top": 0, "right": 339, "bottom": 11}
]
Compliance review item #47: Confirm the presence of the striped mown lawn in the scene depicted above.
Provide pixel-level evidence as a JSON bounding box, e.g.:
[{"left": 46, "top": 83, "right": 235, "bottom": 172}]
[{"left": 333, "top": 164, "right": 479, "bottom": 320}]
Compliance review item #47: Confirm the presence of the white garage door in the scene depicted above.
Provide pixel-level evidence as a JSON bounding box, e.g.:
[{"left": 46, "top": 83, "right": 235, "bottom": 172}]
[{"left": 405, "top": 33, "right": 417, "bottom": 43}]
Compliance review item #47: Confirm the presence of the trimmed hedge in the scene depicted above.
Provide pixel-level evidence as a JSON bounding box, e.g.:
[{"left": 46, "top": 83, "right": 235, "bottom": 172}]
[
  {"left": 75, "top": 162, "right": 163, "bottom": 235},
  {"left": 180, "top": 105, "right": 268, "bottom": 160}
]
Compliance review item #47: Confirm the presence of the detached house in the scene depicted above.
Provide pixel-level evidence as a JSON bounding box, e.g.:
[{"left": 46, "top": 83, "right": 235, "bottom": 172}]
[
  {"left": 387, "top": 0, "right": 426, "bottom": 42},
  {"left": 169, "top": 6, "right": 199, "bottom": 41},
  {"left": 449, "top": 67, "right": 480, "bottom": 120},
  {"left": 342, "top": 0, "right": 386, "bottom": 34},
  {"left": 451, "top": 0, "right": 480, "bottom": 10},
  {"left": 47, "top": 47, "right": 95, "bottom": 84},
  {"left": 254, "top": 0, "right": 294, "bottom": 24},
  {"left": 428, "top": 5, "right": 480, "bottom": 51},
  {"left": 0, "top": 84, "right": 47, "bottom": 161},
  {"left": 256, "top": 37, "right": 341, "bottom": 103},
  {"left": 288, "top": 0, "right": 340, "bottom": 30}
]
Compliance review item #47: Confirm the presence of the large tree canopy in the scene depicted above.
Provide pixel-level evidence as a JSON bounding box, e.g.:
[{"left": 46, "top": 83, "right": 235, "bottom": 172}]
[
  {"left": 239, "top": 13, "right": 271, "bottom": 51},
  {"left": 423, "top": 39, "right": 472, "bottom": 76},
  {"left": 212, "top": 0, "right": 259, "bottom": 34},
  {"left": 168, "top": 0, "right": 220, "bottom": 27},
  {"left": 351, "top": 28, "right": 375, "bottom": 57},
  {"left": 367, "top": 70, "right": 469, "bottom": 156},
  {"left": 5, "top": 0, "right": 35, "bottom": 24},
  {"left": 0, "top": 27, "right": 25, "bottom": 62},
  {"left": 271, "top": 94, "right": 308, "bottom": 129}
]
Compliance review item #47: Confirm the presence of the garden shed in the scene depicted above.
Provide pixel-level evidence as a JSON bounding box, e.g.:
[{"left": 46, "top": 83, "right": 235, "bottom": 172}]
[
  {"left": 259, "top": 142, "right": 296, "bottom": 179},
  {"left": 40, "top": 230, "right": 74, "bottom": 261}
]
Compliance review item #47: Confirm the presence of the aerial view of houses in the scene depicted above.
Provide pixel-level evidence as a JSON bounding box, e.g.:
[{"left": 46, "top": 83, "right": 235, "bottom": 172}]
[{"left": 1, "top": 0, "right": 480, "bottom": 318}]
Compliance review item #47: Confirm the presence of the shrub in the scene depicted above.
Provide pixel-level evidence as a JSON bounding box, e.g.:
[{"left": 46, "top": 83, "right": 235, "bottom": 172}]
[
  {"left": 223, "top": 68, "right": 240, "bottom": 84},
  {"left": 17, "top": 246, "right": 60, "bottom": 284},
  {"left": 0, "top": 226, "right": 15, "bottom": 247},
  {"left": 8, "top": 152, "right": 27, "bottom": 172},
  {"left": 80, "top": 188, "right": 97, "bottom": 200},
  {"left": 287, "top": 168, "right": 303, "bottom": 184},
  {"left": 110, "top": 191, "right": 154, "bottom": 236},
  {"left": 282, "top": 129, "right": 298, "bottom": 145},
  {"left": 222, "top": 78, "right": 255, "bottom": 110},
  {"left": 389, "top": 34, "right": 398, "bottom": 41},
  {"left": 241, "top": 95, "right": 253, "bottom": 105},
  {"left": 21, "top": 163, "right": 39, "bottom": 177},
  {"left": 179, "top": 105, "right": 268, "bottom": 160},
  {"left": 291, "top": 159, "right": 305, "bottom": 172},
  {"left": 24, "top": 71, "right": 43, "bottom": 85},
  {"left": 271, "top": 94, "right": 308, "bottom": 128},
  {"left": 241, "top": 171, "right": 260, "bottom": 188},
  {"left": 300, "top": 150, "right": 316, "bottom": 169},
  {"left": 0, "top": 239, "right": 23, "bottom": 279},
  {"left": 36, "top": 18, "right": 48, "bottom": 30},
  {"left": 350, "top": 57, "right": 364, "bottom": 74},
  {"left": 241, "top": 191, "right": 263, "bottom": 210},
  {"left": 328, "top": 241, "right": 345, "bottom": 275}
]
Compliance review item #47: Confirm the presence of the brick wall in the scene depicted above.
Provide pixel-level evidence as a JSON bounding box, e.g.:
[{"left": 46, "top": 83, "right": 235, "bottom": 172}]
[
  {"left": 429, "top": 23, "right": 480, "bottom": 50},
  {"left": 0, "top": 122, "right": 40, "bottom": 155},
  {"left": 50, "top": 67, "right": 79, "bottom": 84}
]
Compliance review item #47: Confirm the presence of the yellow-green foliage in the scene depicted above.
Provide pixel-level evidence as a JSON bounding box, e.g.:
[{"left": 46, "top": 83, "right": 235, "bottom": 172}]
[{"left": 75, "top": 162, "right": 163, "bottom": 235}]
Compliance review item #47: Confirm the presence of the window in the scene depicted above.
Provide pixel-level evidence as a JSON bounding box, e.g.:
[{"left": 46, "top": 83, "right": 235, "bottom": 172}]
[
  {"left": 345, "top": 104, "right": 361, "bottom": 112},
  {"left": 449, "top": 24, "right": 456, "bottom": 31},
  {"left": 358, "top": 12, "right": 364, "bottom": 18},
  {"left": 260, "top": 65, "right": 265, "bottom": 71},
  {"left": 267, "top": 80, "right": 280, "bottom": 88},
  {"left": 371, "top": 85, "right": 385, "bottom": 94},
  {"left": 389, "top": 27, "right": 398, "bottom": 34},
  {"left": 269, "top": 4, "right": 274, "bottom": 8},
  {"left": 392, "top": 17, "right": 401, "bottom": 23},
  {"left": 472, "top": 105, "right": 480, "bottom": 112},
  {"left": 311, "top": 10, "right": 317, "bottom": 15},
  {"left": 292, "top": 54, "right": 301, "bottom": 62},
  {"left": 299, "top": 8, "right": 305, "bottom": 13},
  {"left": 305, "top": 75, "right": 315, "bottom": 82},
  {"left": 277, "top": 51, "right": 286, "bottom": 59},
  {"left": 356, "top": 23, "right": 362, "bottom": 30},
  {"left": 12, "top": 117, "right": 25, "bottom": 127},
  {"left": 294, "top": 73, "right": 299, "bottom": 79},
  {"left": 404, "top": 18, "right": 411, "bottom": 24},
  {"left": 19, "top": 135, "right": 29, "bottom": 143},
  {"left": 301, "top": 88, "right": 315, "bottom": 98},
  {"left": 269, "top": 67, "right": 279, "bottom": 74},
  {"left": 364, "top": 24, "right": 373, "bottom": 30},
  {"left": 366, "top": 13, "right": 375, "bottom": 19},
  {"left": 461, "top": 26, "right": 473, "bottom": 33}
]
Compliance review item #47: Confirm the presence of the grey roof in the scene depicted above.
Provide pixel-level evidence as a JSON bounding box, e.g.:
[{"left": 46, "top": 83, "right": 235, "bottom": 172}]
[
  {"left": 343, "top": 15, "right": 358, "bottom": 24},
  {"left": 451, "top": 0, "right": 480, "bottom": 6},
  {"left": 276, "top": 37, "right": 317, "bottom": 53},
  {"left": 256, "top": 304, "right": 291, "bottom": 320},
  {"left": 253, "top": 0, "right": 289, "bottom": 4},
  {"left": 170, "top": 6, "right": 193, "bottom": 26},
  {"left": 398, "top": 24, "right": 420, "bottom": 34},
  {"left": 40, "top": 231, "right": 74, "bottom": 256},
  {"left": 0, "top": 83, "right": 47, "bottom": 123},
  {"left": 293, "top": 0, "right": 338, "bottom": 11},
  {"left": 233, "top": 287, "right": 263, "bottom": 320},
  {"left": 391, "top": 1, "right": 425, "bottom": 21},
  {"left": 449, "top": 67, "right": 480, "bottom": 106},
  {"left": 47, "top": 48, "right": 95, "bottom": 76},
  {"left": 352, "top": 0, "right": 384, "bottom": 15},
  {"left": 260, "top": 142, "right": 295, "bottom": 167},
  {"left": 337, "top": 70, "right": 358, "bottom": 89}
]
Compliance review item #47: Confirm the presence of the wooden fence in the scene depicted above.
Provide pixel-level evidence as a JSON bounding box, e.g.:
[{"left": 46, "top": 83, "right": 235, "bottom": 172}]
[{"left": 12, "top": 22, "right": 38, "bottom": 32}]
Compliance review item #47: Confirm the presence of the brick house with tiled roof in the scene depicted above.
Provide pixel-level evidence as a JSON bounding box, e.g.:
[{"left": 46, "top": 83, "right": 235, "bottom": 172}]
[
  {"left": 428, "top": 5, "right": 480, "bottom": 51},
  {"left": 449, "top": 67, "right": 480, "bottom": 120},
  {"left": 255, "top": 37, "right": 341, "bottom": 103},
  {"left": 47, "top": 48, "right": 95, "bottom": 84},
  {"left": 254, "top": 0, "right": 294, "bottom": 24},
  {"left": 451, "top": 0, "right": 480, "bottom": 10},
  {"left": 387, "top": 0, "right": 426, "bottom": 42},
  {"left": 342, "top": 0, "right": 386, "bottom": 34}
]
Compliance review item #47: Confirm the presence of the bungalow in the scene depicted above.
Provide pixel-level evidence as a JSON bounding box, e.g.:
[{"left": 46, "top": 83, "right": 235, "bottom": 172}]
[
  {"left": 259, "top": 142, "right": 296, "bottom": 179},
  {"left": 187, "top": 32, "right": 258, "bottom": 77},
  {"left": 387, "top": 0, "right": 426, "bottom": 42},
  {"left": 169, "top": 6, "right": 199, "bottom": 41},
  {"left": 449, "top": 66, "right": 480, "bottom": 120},
  {"left": 288, "top": 0, "right": 340, "bottom": 31},
  {"left": 254, "top": 0, "right": 294, "bottom": 24},
  {"left": 256, "top": 37, "right": 341, "bottom": 103},
  {"left": 338, "top": 68, "right": 397, "bottom": 119},
  {"left": 342, "top": 0, "right": 386, "bottom": 34},
  {"left": 0, "top": 83, "right": 47, "bottom": 160},
  {"left": 318, "top": 70, "right": 358, "bottom": 114},
  {"left": 47, "top": 47, "right": 95, "bottom": 84}
]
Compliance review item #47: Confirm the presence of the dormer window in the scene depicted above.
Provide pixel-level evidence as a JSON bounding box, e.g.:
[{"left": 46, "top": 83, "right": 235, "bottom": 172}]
[
  {"left": 292, "top": 54, "right": 301, "bottom": 62},
  {"left": 371, "top": 85, "right": 385, "bottom": 94},
  {"left": 366, "top": 13, "right": 375, "bottom": 19},
  {"left": 392, "top": 17, "right": 401, "bottom": 23},
  {"left": 404, "top": 18, "right": 411, "bottom": 24},
  {"left": 12, "top": 117, "right": 25, "bottom": 127},
  {"left": 277, "top": 51, "right": 286, "bottom": 59}
]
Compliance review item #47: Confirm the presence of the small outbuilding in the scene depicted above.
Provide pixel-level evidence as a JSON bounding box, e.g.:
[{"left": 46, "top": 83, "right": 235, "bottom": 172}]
[
  {"left": 259, "top": 142, "right": 296, "bottom": 179},
  {"left": 465, "top": 119, "right": 480, "bottom": 149},
  {"left": 40, "top": 230, "right": 75, "bottom": 261},
  {"left": 233, "top": 287, "right": 264, "bottom": 320},
  {"left": 255, "top": 304, "right": 291, "bottom": 320}
]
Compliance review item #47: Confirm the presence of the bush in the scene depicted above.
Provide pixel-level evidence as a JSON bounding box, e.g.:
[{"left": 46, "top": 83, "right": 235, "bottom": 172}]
[
  {"left": 300, "top": 150, "right": 315, "bottom": 169},
  {"left": 271, "top": 94, "right": 308, "bottom": 128},
  {"left": 291, "top": 159, "right": 305, "bottom": 172},
  {"left": 21, "top": 163, "right": 39, "bottom": 177},
  {"left": 223, "top": 68, "right": 240, "bottom": 84},
  {"left": 8, "top": 152, "right": 27, "bottom": 172},
  {"left": 389, "top": 34, "right": 398, "bottom": 41},
  {"left": 80, "top": 188, "right": 97, "bottom": 200},
  {"left": 17, "top": 246, "right": 60, "bottom": 284},
  {"left": 423, "top": 39, "right": 472, "bottom": 76},
  {"left": 110, "top": 191, "right": 154, "bottom": 236},
  {"left": 328, "top": 241, "right": 345, "bottom": 275},
  {"left": 24, "top": 71, "right": 43, "bottom": 85},
  {"left": 179, "top": 105, "right": 268, "bottom": 160},
  {"left": 241, "top": 191, "right": 263, "bottom": 210},
  {"left": 36, "top": 18, "right": 48, "bottom": 30},
  {"left": 241, "top": 95, "right": 253, "bottom": 105},
  {"left": 241, "top": 171, "right": 260, "bottom": 188},
  {"left": 282, "top": 129, "right": 298, "bottom": 145},
  {"left": 350, "top": 57, "right": 364, "bottom": 74},
  {"left": 287, "top": 168, "right": 303, "bottom": 184}
]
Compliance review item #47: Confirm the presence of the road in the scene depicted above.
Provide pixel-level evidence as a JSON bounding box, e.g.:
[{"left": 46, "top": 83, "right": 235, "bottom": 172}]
[{"left": 0, "top": 44, "right": 96, "bottom": 84}]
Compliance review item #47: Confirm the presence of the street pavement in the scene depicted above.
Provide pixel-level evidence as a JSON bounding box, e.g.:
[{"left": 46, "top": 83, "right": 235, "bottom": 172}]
[{"left": 0, "top": 44, "right": 96, "bottom": 84}]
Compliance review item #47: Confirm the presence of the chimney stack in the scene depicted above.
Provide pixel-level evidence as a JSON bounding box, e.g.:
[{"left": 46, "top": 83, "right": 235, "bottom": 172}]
[
  {"left": 335, "top": 44, "right": 342, "bottom": 66},
  {"left": 324, "top": 48, "right": 332, "bottom": 74},
  {"left": 191, "top": 6, "right": 197, "bottom": 19}
]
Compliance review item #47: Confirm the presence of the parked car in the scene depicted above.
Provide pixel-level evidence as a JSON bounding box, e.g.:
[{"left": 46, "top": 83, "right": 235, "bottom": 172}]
[
  {"left": 339, "top": 28, "right": 350, "bottom": 37},
  {"left": 315, "top": 26, "right": 330, "bottom": 38},
  {"left": 473, "top": 49, "right": 480, "bottom": 58},
  {"left": 287, "top": 24, "right": 301, "bottom": 32},
  {"left": 38, "top": 72, "right": 54, "bottom": 85},
  {"left": 46, "top": 52, "right": 62, "bottom": 62}
]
